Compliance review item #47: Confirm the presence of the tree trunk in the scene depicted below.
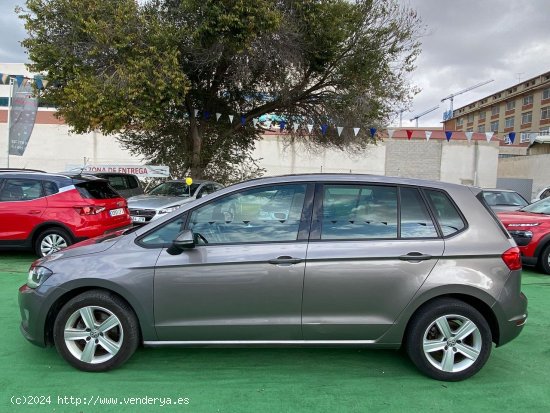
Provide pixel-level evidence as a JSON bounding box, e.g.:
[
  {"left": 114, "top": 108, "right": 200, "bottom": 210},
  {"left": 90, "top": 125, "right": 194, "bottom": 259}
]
[{"left": 188, "top": 106, "right": 203, "bottom": 179}]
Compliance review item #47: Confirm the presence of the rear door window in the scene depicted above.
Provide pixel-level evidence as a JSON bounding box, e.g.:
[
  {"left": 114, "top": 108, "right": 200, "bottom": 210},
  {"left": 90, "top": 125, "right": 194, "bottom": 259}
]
[
  {"left": 424, "top": 189, "right": 466, "bottom": 237},
  {"left": 76, "top": 181, "right": 120, "bottom": 199},
  {"left": 400, "top": 187, "right": 438, "bottom": 238}
]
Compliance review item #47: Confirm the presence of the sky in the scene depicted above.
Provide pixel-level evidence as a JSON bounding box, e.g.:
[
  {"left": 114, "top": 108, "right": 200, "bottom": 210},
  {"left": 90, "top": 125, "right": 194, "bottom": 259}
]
[{"left": 1, "top": 0, "right": 549, "bottom": 128}]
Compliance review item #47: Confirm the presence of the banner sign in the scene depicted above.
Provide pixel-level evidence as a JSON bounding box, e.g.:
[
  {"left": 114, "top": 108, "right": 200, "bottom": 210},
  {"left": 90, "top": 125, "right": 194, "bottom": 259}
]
[
  {"left": 66, "top": 164, "right": 170, "bottom": 178},
  {"left": 9, "top": 81, "right": 38, "bottom": 156}
]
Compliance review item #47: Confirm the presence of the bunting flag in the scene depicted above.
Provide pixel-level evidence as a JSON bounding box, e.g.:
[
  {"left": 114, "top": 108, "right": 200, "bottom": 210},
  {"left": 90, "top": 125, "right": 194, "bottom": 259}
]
[
  {"left": 216, "top": 112, "right": 222, "bottom": 121},
  {"left": 445, "top": 131, "right": 453, "bottom": 142},
  {"left": 41, "top": 79, "right": 49, "bottom": 88},
  {"left": 307, "top": 124, "right": 313, "bottom": 133},
  {"left": 337, "top": 126, "right": 344, "bottom": 136},
  {"left": 425, "top": 131, "right": 432, "bottom": 141},
  {"left": 353, "top": 127, "right": 360, "bottom": 136},
  {"left": 293, "top": 123, "right": 300, "bottom": 132},
  {"left": 485, "top": 131, "right": 494, "bottom": 142},
  {"left": 203, "top": 111, "right": 210, "bottom": 120},
  {"left": 15, "top": 75, "right": 24, "bottom": 87},
  {"left": 193, "top": 109, "right": 199, "bottom": 117},
  {"left": 228, "top": 115, "right": 234, "bottom": 123},
  {"left": 387, "top": 129, "right": 395, "bottom": 139},
  {"left": 369, "top": 127, "right": 377, "bottom": 138},
  {"left": 253, "top": 118, "right": 259, "bottom": 127},
  {"left": 406, "top": 130, "right": 413, "bottom": 140},
  {"left": 465, "top": 132, "right": 473, "bottom": 142},
  {"left": 321, "top": 124, "right": 328, "bottom": 136},
  {"left": 241, "top": 115, "right": 246, "bottom": 126},
  {"left": 1, "top": 73, "right": 8, "bottom": 83},
  {"left": 279, "top": 120, "right": 286, "bottom": 131},
  {"left": 508, "top": 132, "right": 516, "bottom": 144},
  {"left": 33, "top": 75, "right": 43, "bottom": 90}
]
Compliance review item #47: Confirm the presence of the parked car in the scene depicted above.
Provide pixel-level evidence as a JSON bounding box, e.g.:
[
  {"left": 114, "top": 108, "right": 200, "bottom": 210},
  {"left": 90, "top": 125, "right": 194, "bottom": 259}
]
[
  {"left": 64, "top": 172, "right": 144, "bottom": 199},
  {"left": 482, "top": 189, "right": 529, "bottom": 212},
  {"left": 127, "top": 179, "right": 223, "bottom": 225},
  {"left": 0, "top": 171, "right": 131, "bottom": 257},
  {"left": 498, "top": 196, "right": 550, "bottom": 274},
  {"left": 19, "top": 174, "right": 527, "bottom": 381},
  {"left": 531, "top": 186, "right": 550, "bottom": 203}
]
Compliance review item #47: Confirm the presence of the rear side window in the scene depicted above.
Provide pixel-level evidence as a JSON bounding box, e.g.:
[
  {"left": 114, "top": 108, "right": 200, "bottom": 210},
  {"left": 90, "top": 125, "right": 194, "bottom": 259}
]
[
  {"left": 76, "top": 181, "right": 120, "bottom": 199},
  {"left": 424, "top": 190, "right": 466, "bottom": 237},
  {"left": 105, "top": 175, "right": 129, "bottom": 191},
  {"left": 43, "top": 181, "right": 59, "bottom": 196},
  {"left": 476, "top": 192, "right": 511, "bottom": 238}
]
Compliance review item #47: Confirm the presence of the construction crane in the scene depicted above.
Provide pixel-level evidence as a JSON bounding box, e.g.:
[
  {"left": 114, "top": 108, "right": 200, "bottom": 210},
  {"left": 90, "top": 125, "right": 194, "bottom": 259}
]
[
  {"left": 409, "top": 105, "right": 439, "bottom": 127},
  {"left": 441, "top": 79, "right": 494, "bottom": 115}
]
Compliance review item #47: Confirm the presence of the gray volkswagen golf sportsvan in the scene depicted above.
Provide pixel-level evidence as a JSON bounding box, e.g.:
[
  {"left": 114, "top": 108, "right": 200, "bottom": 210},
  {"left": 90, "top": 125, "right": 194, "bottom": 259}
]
[{"left": 19, "top": 174, "right": 527, "bottom": 381}]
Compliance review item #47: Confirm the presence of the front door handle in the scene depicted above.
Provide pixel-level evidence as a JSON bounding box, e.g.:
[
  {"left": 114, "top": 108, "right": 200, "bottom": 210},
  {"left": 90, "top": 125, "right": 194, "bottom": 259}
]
[
  {"left": 399, "top": 252, "right": 432, "bottom": 261},
  {"left": 268, "top": 256, "right": 303, "bottom": 265}
]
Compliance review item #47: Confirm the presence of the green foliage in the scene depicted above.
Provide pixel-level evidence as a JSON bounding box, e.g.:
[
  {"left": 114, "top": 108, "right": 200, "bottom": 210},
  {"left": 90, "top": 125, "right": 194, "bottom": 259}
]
[{"left": 20, "top": 0, "right": 423, "bottom": 183}]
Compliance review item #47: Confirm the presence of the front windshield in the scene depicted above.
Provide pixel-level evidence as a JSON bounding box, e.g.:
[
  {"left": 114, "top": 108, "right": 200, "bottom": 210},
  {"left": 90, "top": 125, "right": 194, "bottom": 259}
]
[
  {"left": 149, "top": 182, "right": 200, "bottom": 197},
  {"left": 483, "top": 191, "right": 528, "bottom": 207},
  {"left": 521, "top": 197, "right": 550, "bottom": 214}
]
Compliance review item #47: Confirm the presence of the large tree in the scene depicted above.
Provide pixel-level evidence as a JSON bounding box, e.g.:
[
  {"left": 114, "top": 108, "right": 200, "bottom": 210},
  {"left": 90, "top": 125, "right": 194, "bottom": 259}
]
[{"left": 20, "top": 0, "right": 423, "bottom": 183}]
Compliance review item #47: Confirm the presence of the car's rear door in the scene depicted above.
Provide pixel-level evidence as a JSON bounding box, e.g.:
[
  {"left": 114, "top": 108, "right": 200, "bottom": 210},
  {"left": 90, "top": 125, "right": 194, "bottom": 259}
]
[
  {"left": 148, "top": 182, "right": 314, "bottom": 341},
  {"left": 302, "top": 183, "right": 444, "bottom": 341}
]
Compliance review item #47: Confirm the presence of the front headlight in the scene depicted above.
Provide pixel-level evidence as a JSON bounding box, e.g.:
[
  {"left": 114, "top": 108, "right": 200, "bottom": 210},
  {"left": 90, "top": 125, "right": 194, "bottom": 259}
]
[
  {"left": 159, "top": 205, "right": 181, "bottom": 214},
  {"left": 27, "top": 266, "right": 53, "bottom": 289}
]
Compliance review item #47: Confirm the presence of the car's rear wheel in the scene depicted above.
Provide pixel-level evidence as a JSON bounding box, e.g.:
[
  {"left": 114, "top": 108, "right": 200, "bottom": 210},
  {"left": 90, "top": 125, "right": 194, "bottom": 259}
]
[
  {"left": 405, "top": 298, "right": 492, "bottom": 381},
  {"left": 53, "top": 290, "right": 139, "bottom": 372},
  {"left": 537, "top": 244, "right": 550, "bottom": 275},
  {"left": 35, "top": 228, "right": 72, "bottom": 257}
]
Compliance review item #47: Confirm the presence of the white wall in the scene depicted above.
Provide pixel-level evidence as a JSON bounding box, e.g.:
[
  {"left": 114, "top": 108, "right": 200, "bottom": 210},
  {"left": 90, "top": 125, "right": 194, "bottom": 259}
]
[
  {"left": 498, "top": 154, "right": 550, "bottom": 198},
  {"left": 440, "top": 141, "right": 499, "bottom": 187}
]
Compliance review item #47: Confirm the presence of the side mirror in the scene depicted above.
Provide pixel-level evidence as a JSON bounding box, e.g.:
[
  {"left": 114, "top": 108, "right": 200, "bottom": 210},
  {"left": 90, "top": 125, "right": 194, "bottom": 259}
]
[{"left": 171, "top": 229, "right": 195, "bottom": 251}]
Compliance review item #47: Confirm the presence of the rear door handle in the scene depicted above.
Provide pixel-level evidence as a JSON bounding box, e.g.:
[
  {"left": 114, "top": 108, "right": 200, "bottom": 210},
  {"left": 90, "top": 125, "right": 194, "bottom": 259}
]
[
  {"left": 28, "top": 210, "right": 42, "bottom": 215},
  {"left": 399, "top": 252, "right": 432, "bottom": 261},
  {"left": 268, "top": 256, "right": 303, "bottom": 265}
]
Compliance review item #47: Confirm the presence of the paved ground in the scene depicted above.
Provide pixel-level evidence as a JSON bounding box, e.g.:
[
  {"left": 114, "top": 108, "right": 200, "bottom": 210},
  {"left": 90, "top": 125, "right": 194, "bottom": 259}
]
[{"left": 1, "top": 252, "right": 549, "bottom": 412}]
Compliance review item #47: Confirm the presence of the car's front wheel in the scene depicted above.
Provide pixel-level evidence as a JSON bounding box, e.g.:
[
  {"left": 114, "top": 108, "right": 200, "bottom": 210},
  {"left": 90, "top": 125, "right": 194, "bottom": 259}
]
[
  {"left": 53, "top": 290, "right": 139, "bottom": 372},
  {"left": 405, "top": 298, "right": 492, "bottom": 381},
  {"left": 537, "top": 244, "right": 550, "bottom": 275}
]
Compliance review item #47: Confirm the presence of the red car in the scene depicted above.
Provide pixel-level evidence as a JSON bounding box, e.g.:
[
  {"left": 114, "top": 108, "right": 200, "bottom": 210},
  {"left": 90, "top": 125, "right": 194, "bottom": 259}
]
[
  {"left": 0, "top": 171, "right": 131, "bottom": 257},
  {"left": 498, "top": 197, "right": 550, "bottom": 274}
]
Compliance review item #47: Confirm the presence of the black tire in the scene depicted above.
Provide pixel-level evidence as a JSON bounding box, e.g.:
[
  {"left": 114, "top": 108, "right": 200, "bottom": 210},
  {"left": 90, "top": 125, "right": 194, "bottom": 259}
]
[
  {"left": 405, "top": 298, "right": 492, "bottom": 381},
  {"left": 53, "top": 290, "right": 140, "bottom": 372},
  {"left": 537, "top": 244, "right": 550, "bottom": 275},
  {"left": 34, "top": 227, "right": 73, "bottom": 257}
]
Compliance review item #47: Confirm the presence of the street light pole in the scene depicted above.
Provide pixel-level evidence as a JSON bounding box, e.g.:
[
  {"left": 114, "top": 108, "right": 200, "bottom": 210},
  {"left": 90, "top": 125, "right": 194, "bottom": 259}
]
[{"left": 6, "top": 77, "right": 13, "bottom": 167}]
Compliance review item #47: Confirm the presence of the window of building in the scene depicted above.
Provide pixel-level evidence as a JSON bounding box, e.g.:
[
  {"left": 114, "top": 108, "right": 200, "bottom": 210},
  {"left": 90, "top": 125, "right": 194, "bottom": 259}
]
[
  {"left": 490, "top": 120, "right": 499, "bottom": 132},
  {"left": 466, "top": 128, "right": 473, "bottom": 132},
  {"left": 506, "top": 100, "right": 515, "bottom": 111},
  {"left": 523, "top": 95, "right": 533, "bottom": 106},
  {"left": 479, "top": 111, "right": 486, "bottom": 120},
  {"left": 467, "top": 113, "right": 474, "bottom": 122},
  {"left": 540, "top": 127, "right": 549, "bottom": 135},
  {"left": 542, "top": 107, "right": 550, "bottom": 120},
  {"left": 491, "top": 106, "right": 499, "bottom": 116},
  {"left": 505, "top": 117, "right": 514, "bottom": 128},
  {"left": 543, "top": 88, "right": 550, "bottom": 100},
  {"left": 456, "top": 117, "right": 463, "bottom": 126},
  {"left": 521, "top": 112, "right": 532, "bottom": 125},
  {"left": 477, "top": 125, "right": 486, "bottom": 133}
]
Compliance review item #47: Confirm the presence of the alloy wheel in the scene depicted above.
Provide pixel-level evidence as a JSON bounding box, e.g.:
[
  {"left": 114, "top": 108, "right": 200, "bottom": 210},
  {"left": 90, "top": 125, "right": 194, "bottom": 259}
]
[{"left": 40, "top": 234, "right": 68, "bottom": 256}]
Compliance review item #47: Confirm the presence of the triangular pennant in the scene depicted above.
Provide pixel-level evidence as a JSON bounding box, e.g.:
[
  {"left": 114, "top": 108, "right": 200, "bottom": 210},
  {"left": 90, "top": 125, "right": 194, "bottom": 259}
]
[
  {"left": 253, "top": 118, "right": 259, "bottom": 127},
  {"left": 293, "top": 123, "right": 300, "bottom": 132},
  {"left": 34, "top": 75, "right": 44, "bottom": 90},
  {"left": 307, "top": 124, "right": 313, "bottom": 133},
  {"left": 445, "top": 131, "right": 453, "bottom": 142},
  {"left": 321, "top": 124, "right": 328, "bottom": 136},
  {"left": 279, "top": 120, "right": 286, "bottom": 131},
  {"left": 425, "top": 131, "right": 432, "bottom": 141},
  {"left": 406, "top": 130, "right": 413, "bottom": 140},
  {"left": 337, "top": 126, "right": 344, "bottom": 136},
  {"left": 229, "top": 115, "right": 234, "bottom": 123},
  {"left": 387, "top": 129, "right": 395, "bottom": 139},
  {"left": 485, "top": 131, "right": 494, "bottom": 142},
  {"left": 369, "top": 127, "right": 377, "bottom": 138},
  {"left": 41, "top": 79, "right": 49, "bottom": 88},
  {"left": 22, "top": 79, "right": 29, "bottom": 86},
  {"left": 216, "top": 112, "right": 222, "bottom": 121},
  {"left": 241, "top": 115, "right": 246, "bottom": 126},
  {"left": 465, "top": 132, "right": 473, "bottom": 142},
  {"left": 15, "top": 75, "right": 24, "bottom": 87},
  {"left": 194, "top": 109, "right": 199, "bottom": 117},
  {"left": 508, "top": 132, "right": 516, "bottom": 144},
  {"left": 203, "top": 111, "right": 210, "bottom": 120},
  {"left": 353, "top": 128, "right": 360, "bottom": 136}
]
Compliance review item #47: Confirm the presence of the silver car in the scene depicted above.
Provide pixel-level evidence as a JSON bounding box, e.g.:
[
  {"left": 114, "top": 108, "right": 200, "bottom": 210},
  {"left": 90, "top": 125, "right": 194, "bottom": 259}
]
[
  {"left": 18, "top": 174, "right": 527, "bottom": 381},
  {"left": 127, "top": 180, "right": 223, "bottom": 224}
]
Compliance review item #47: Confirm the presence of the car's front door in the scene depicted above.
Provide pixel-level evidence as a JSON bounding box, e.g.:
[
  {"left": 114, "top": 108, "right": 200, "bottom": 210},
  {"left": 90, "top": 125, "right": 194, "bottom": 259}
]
[
  {"left": 147, "top": 183, "right": 313, "bottom": 341},
  {"left": 302, "top": 184, "right": 445, "bottom": 341}
]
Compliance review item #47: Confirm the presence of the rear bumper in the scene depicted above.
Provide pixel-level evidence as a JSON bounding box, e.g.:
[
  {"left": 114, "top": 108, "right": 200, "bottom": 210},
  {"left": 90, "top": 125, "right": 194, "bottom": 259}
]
[{"left": 494, "top": 271, "right": 528, "bottom": 347}]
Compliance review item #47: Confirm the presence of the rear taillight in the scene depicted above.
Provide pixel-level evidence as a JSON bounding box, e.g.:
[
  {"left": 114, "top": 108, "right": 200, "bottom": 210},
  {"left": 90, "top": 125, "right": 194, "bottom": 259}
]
[
  {"left": 502, "top": 247, "right": 522, "bottom": 270},
  {"left": 74, "top": 206, "right": 106, "bottom": 215}
]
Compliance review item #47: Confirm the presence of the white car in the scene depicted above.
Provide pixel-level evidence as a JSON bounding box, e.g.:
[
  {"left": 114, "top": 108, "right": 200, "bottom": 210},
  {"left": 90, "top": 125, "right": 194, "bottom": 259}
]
[
  {"left": 532, "top": 186, "right": 550, "bottom": 203},
  {"left": 127, "top": 180, "right": 223, "bottom": 225}
]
